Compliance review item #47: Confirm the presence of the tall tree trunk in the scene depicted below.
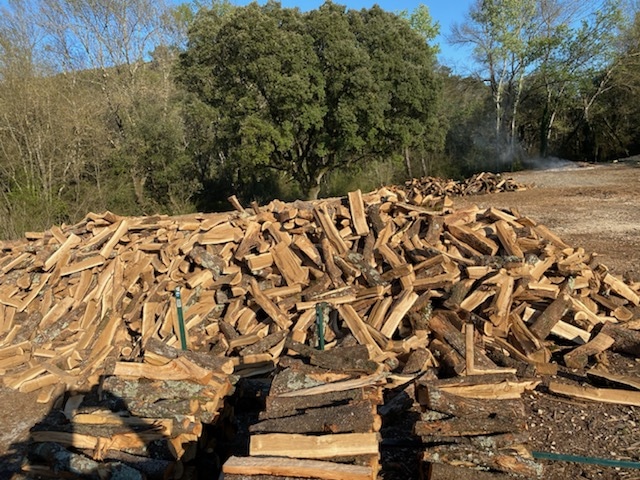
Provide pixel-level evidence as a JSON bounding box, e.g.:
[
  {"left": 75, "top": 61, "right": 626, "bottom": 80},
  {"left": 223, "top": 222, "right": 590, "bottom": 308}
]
[{"left": 404, "top": 146, "right": 412, "bottom": 179}]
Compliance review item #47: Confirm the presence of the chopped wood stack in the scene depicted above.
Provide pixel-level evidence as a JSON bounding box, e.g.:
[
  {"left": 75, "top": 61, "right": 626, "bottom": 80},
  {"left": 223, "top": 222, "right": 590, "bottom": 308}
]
[
  {"left": 416, "top": 374, "right": 543, "bottom": 478},
  {"left": 25, "top": 338, "right": 234, "bottom": 478},
  {"left": 396, "top": 172, "right": 528, "bottom": 206},
  {"left": 224, "top": 346, "right": 384, "bottom": 479},
  {"left": 0, "top": 172, "right": 639, "bottom": 477}
]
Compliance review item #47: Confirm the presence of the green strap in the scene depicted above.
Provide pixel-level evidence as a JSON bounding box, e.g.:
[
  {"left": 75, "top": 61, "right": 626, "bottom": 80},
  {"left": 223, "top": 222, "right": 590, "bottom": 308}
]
[
  {"left": 175, "top": 287, "right": 188, "bottom": 351},
  {"left": 315, "top": 302, "right": 327, "bottom": 350},
  {"left": 533, "top": 451, "right": 640, "bottom": 469}
]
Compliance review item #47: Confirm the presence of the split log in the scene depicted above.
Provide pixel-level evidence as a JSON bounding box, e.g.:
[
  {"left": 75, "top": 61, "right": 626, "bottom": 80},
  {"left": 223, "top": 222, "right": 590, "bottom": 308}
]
[
  {"left": 425, "top": 374, "right": 539, "bottom": 400},
  {"left": 549, "top": 381, "right": 640, "bottom": 407},
  {"left": 275, "top": 373, "right": 387, "bottom": 398},
  {"left": 284, "top": 339, "right": 379, "bottom": 374},
  {"left": 586, "top": 368, "right": 640, "bottom": 390},
  {"left": 112, "top": 357, "right": 214, "bottom": 384},
  {"left": 249, "top": 432, "right": 380, "bottom": 459},
  {"left": 421, "top": 385, "right": 525, "bottom": 419},
  {"left": 593, "top": 322, "right": 640, "bottom": 356},
  {"left": 421, "top": 446, "right": 543, "bottom": 478},
  {"left": 29, "top": 442, "right": 144, "bottom": 479},
  {"left": 563, "top": 332, "right": 615, "bottom": 369},
  {"left": 101, "top": 376, "right": 231, "bottom": 423},
  {"left": 262, "top": 387, "right": 383, "bottom": 420},
  {"left": 223, "top": 456, "right": 374, "bottom": 480},
  {"left": 429, "top": 338, "right": 466, "bottom": 376},
  {"left": 528, "top": 293, "right": 571, "bottom": 340},
  {"left": 250, "top": 401, "right": 381, "bottom": 434},
  {"left": 427, "top": 313, "right": 497, "bottom": 371}
]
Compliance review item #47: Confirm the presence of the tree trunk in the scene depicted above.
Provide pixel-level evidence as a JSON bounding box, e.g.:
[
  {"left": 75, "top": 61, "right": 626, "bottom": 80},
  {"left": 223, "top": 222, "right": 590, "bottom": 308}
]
[
  {"left": 306, "top": 184, "right": 321, "bottom": 201},
  {"left": 404, "top": 146, "right": 412, "bottom": 179},
  {"left": 305, "top": 170, "right": 325, "bottom": 201}
]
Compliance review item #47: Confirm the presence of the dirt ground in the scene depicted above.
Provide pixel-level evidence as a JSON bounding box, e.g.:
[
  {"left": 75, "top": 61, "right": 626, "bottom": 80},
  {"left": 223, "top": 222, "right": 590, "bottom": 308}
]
[{"left": 0, "top": 159, "right": 639, "bottom": 479}]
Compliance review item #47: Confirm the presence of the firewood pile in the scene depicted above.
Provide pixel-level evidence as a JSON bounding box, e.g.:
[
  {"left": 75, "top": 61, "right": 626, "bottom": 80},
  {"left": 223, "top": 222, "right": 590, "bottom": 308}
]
[
  {"left": 395, "top": 172, "right": 528, "bottom": 206},
  {"left": 224, "top": 345, "right": 384, "bottom": 480},
  {"left": 415, "top": 373, "right": 542, "bottom": 478},
  {"left": 0, "top": 173, "right": 638, "bottom": 478}
]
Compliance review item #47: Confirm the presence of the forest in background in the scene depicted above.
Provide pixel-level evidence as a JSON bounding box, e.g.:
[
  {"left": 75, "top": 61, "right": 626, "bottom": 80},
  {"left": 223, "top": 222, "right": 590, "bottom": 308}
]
[{"left": 1, "top": 0, "right": 640, "bottom": 239}]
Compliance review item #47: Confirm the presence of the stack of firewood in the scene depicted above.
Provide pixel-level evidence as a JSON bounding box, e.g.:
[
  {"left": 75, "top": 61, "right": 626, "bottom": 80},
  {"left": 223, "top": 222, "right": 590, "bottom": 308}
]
[
  {"left": 224, "top": 344, "right": 384, "bottom": 479},
  {"left": 24, "top": 338, "right": 235, "bottom": 478},
  {"left": 0, "top": 172, "right": 639, "bottom": 477},
  {"left": 415, "top": 372, "right": 543, "bottom": 478},
  {"left": 396, "top": 172, "right": 528, "bottom": 206}
]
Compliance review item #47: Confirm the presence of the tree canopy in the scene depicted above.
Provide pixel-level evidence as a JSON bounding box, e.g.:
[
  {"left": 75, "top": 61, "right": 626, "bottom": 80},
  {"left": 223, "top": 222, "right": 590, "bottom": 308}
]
[
  {"left": 178, "top": 1, "right": 441, "bottom": 199},
  {"left": 1, "top": 0, "right": 640, "bottom": 238}
]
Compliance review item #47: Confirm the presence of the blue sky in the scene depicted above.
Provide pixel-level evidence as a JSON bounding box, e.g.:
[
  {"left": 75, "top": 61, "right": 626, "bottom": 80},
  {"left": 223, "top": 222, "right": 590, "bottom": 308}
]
[{"left": 0, "top": 0, "right": 477, "bottom": 71}]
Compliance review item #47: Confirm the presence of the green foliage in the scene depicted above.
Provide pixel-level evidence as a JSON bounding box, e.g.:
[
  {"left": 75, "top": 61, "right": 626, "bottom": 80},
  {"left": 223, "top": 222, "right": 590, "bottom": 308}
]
[{"left": 178, "top": 1, "right": 442, "bottom": 200}]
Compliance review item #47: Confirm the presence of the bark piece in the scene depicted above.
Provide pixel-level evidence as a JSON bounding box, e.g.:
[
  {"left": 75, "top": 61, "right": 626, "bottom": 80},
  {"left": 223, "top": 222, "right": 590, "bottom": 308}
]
[
  {"left": 563, "top": 332, "right": 615, "bottom": 369},
  {"left": 250, "top": 400, "right": 380, "bottom": 434},
  {"left": 263, "top": 387, "right": 382, "bottom": 420},
  {"left": 422, "top": 447, "right": 543, "bottom": 478},
  {"left": 529, "top": 293, "right": 571, "bottom": 340},
  {"left": 594, "top": 322, "right": 640, "bottom": 356}
]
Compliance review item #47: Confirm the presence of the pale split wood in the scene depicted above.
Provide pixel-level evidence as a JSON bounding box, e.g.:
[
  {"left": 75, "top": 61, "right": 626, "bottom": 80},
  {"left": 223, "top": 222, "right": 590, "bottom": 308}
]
[
  {"left": 603, "top": 273, "right": 640, "bottom": 306},
  {"left": 296, "top": 295, "right": 357, "bottom": 311},
  {"left": 563, "top": 332, "right": 615, "bottom": 369},
  {"left": 338, "top": 305, "right": 384, "bottom": 357},
  {"left": 348, "top": 190, "right": 370, "bottom": 236},
  {"left": 376, "top": 244, "right": 415, "bottom": 290},
  {"left": 249, "top": 277, "right": 291, "bottom": 330},
  {"left": 447, "top": 224, "right": 499, "bottom": 256},
  {"left": 39, "top": 297, "right": 75, "bottom": 330},
  {"left": 1, "top": 252, "right": 31, "bottom": 274},
  {"left": 438, "top": 379, "right": 540, "bottom": 400},
  {"left": 223, "top": 456, "right": 374, "bottom": 480},
  {"left": 249, "top": 432, "right": 380, "bottom": 459},
  {"left": 99, "top": 219, "right": 130, "bottom": 259},
  {"left": 549, "top": 381, "right": 640, "bottom": 406},
  {"left": 380, "top": 290, "right": 419, "bottom": 339},
  {"left": 0, "top": 340, "right": 29, "bottom": 359},
  {"left": 272, "top": 241, "right": 308, "bottom": 286},
  {"left": 113, "top": 357, "right": 213, "bottom": 384},
  {"left": 72, "top": 411, "right": 175, "bottom": 434},
  {"left": 18, "top": 273, "right": 52, "bottom": 312},
  {"left": 73, "top": 270, "right": 94, "bottom": 305},
  {"left": 19, "top": 373, "right": 59, "bottom": 394},
  {"left": 60, "top": 255, "right": 105, "bottom": 277},
  {"left": 44, "top": 233, "right": 81, "bottom": 271},
  {"left": 277, "top": 373, "right": 387, "bottom": 398},
  {"left": 30, "top": 430, "right": 168, "bottom": 454},
  {"left": 246, "top": 252, "right": 274, "bottom": 271},
  {"left": 314, "top": 205, "right": 348, "bottom": 254},
  {"left": 198, "top": 223, "right": 243, "bottom": 245}
]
